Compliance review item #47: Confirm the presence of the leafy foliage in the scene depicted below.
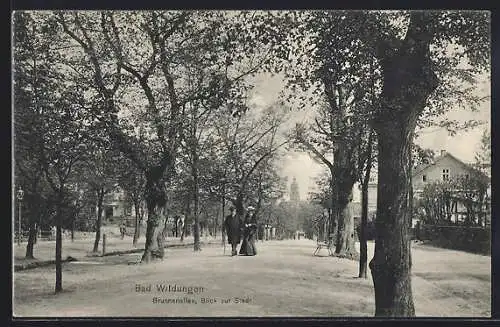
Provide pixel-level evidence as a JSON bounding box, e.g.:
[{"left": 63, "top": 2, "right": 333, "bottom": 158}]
[
  {"left": 475, "top": 128, "right": 491, "bottom": 164},
  {"left": 415, "top": 171, "right": 489, "bottom": 226},
  {"left": 212, "top": 102, "right": 290, "bottom": 213},
  {"left": 412, "top": 144, "right": 436, "bottom": 168}
]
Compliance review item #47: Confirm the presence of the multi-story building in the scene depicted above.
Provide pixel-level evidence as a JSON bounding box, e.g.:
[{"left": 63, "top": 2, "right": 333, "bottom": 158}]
[
  {"left": 352, "top": 150, "right": 490, "bottom": 226},
  {"left": 102, "top": 187, "right": 130, "bottom": 221},
  {"left": 412, "top": 150, "right": 487, "bottom": 197}
]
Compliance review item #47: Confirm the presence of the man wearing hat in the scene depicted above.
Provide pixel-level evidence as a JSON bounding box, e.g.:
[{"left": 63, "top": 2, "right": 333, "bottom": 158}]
[
  {"left": 239, "top": 206, "right": 258, "bottom": 256},
  {"left": 223, "top": 206, "right": 243, "bottom": 256}
]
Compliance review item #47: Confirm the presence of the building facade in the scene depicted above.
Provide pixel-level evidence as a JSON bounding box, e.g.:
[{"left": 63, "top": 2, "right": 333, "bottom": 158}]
[
  {"left": 103, "top": 189, "right": 127, "bottom": 219},
  {"left": 352, "top": 150, "right": 490, "bottom": 226},
  {"left": 352, "top": 171, "right": 377, "bottom": 221},
  {"left": 412, "top": 150, "right": 485, "bottom": 197}
]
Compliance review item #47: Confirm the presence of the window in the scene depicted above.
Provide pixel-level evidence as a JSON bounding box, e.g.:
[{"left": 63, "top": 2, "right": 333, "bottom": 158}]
[
  {"left": 422, "top": 175, "right": 427, "bottom": 182},
  {"left": 442, "top": 169, "right": 450, "bottom": 181}
]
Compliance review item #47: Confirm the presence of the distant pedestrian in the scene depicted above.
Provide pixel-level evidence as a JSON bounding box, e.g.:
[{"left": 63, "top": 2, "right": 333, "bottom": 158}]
[
  {"left": 224, "top": 206, "right": 243, "bottom": 256},
  {"left": 51, "top": 226, "right": 56, "bottom": 240},
  {"left": 239, "top": 206, "right": 258, "bottom": 256},
  {"left": 120, "top": 222, "right": 126, "bottom": 239}
]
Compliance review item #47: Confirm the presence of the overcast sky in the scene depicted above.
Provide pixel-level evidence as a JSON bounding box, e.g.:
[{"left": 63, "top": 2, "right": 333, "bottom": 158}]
[{"left": 248, "top": 72, "right": 491, "bottom": 201}]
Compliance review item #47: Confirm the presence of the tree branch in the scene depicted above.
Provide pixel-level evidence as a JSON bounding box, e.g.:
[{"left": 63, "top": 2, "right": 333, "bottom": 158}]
[
  {"left": 297, "top": 135, "right": 334, "bottom": 171},
  {"left": 240, "top": 140, "right": 288, "bottom": 190}
]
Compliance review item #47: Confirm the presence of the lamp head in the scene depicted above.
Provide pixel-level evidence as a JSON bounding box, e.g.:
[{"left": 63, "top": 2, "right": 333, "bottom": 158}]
[{"left": 17, "top": 187, "right": 24, "bottom": 200}]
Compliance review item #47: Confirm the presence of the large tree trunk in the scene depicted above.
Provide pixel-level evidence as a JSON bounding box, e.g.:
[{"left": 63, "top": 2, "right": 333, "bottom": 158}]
[
  {"left": 142, "top": 198, "right": 166, "bottom": 262},
  {"left": 142, "top": 207, "right": 156, "bottom": 263},
  {"left": 182, "top": 200, "right": 190, "bottom": 241},
  {"left": 327, "top": 177, "right": 337, "bottom": 243},
  {"left": 193, "top": 200, "right": 200, "bottom": 251},
  {"left": 25, "top": 189, "right": 42, "bottom": 259},
  {"left": 141, "top": 167, "right": 168, "bottom": 263},
  {"left": 359, "top": 178, "right": 370, "bottom": 278},
  {"left": 334, "top": 192, "right": 356, "bottom": 258},
  {"left": 221, "top": 187, "right": 226, "bottom": 245},
  {"left": 359, "top": 133, "right": 374, "bottom": 278},
  {"left": 332, "top": 149, "right": 357, "bottom": 258},
  {"left": 133, "top": 201, "right": 141, "bottom": 246},
  {"left": 369, "top": 126, "right": 415, "bottom": 316},
  {"left": 92, "top": 189, "right": 104, "bottom": 253},
  {"left": 71, "top": 216, "right": 75, "bottom": 242},
  {"left": 368, "top": 12, "right": 439, "bottom": 316},
  {"left": 192, "top": 151, "right": 201, "bottom": 252},
  {"left": 327, "top": 207, "right": 337, "bottom": 242},
  {"left": 55, "top": 216, "right": 62, "bottom": 293},
  {"left": 55, "top": 193, "right": 63, "bottom": 293}
]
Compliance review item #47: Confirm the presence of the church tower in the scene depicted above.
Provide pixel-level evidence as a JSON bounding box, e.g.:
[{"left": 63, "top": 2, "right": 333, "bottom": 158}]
[{"left": 290, "top": 176, "right": 300, "bottom": 203}]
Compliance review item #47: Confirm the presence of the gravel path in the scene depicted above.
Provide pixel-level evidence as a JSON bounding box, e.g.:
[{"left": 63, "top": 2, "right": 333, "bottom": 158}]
[{"left": 13, "top": 239, "right": 490, "bottom": 317}]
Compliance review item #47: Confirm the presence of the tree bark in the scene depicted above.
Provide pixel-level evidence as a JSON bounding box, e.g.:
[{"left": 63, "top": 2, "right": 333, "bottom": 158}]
[
  {"left": 327, "top": 176, "right": 337, "bottom": 242},
  {"left": 369, "top": 126, "right": 415, "bottom": 316},
  {"left": 192, "top": 150, "right": 201, "bottom": 252},
  {"left": 133, "top": 201, "right": 141, "bottom": 246},
  {"left": 332, "top": 148, "right": 357, "bottom": 258},
  {"left": 25, "top": 219, "right": 37, "bottom": 259},
  {"left": 370, "top": 98, "right": 437, "bottom": 316},
  {"left": 141, "top": 167, "right": 168, "bottom": 263},
  {"left": 142, "top": 197, "right": 166, "bottom": 262},
  {"left": 359, "top": 132, "right": 374, "bottom": 278},
  {"left": 214, "top": 205, "right": 220, "bottom": 238},
  {"left": 71, "top": 218, "right": 75, "bottom": 242},
  {"left": 25, "top": 188, "right": 43, "bottom": 259},
  {"left": 221, "top": 185, "right": 226, "bottom": 245},
  {"left": 359, "top": 177, "right": 370, "bottom": 278},
  {"left": 142, "top": 208, "right": 155, "bottom": 263},
  {"left": 334, "top": 193, "right": 357, "bottom": 258},
  {"left": 55, "top": 193, "right": 63, "bottom": 293},
  {"left": 182, "top": 201, "right": 189, "bottom": 241},
  {"left": 180, "top": 217, "right": 185, "bottom": 241},
  {"left": 235, "top": 193, "right": 245, "bottom": 217},
  {"left": 92, "top": 189, "right": 104, "bottom": 253},
  {"left": 368, "top": 12, "right": 439, "bottom": 316}
]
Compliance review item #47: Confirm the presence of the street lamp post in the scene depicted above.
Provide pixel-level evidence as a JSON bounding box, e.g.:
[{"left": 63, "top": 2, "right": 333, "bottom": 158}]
[{"left": 17, "top": 187, "right": 24, "bottom": 246}]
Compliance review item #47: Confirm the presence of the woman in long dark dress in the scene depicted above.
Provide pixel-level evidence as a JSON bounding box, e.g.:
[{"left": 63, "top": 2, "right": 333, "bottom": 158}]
[{"left": 239, "top": 206, "right": 258, "bottom": 256}]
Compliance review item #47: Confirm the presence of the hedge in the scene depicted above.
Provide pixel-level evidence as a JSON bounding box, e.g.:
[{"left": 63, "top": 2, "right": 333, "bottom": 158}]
[{"left": 416, "top": 224, "right": 490, "bottom": 255}]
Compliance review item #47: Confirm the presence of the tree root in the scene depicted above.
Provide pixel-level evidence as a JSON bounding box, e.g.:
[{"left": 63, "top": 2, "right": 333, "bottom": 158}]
[{"left": 331, "top": 251, "right": 360, "bottom": 261}]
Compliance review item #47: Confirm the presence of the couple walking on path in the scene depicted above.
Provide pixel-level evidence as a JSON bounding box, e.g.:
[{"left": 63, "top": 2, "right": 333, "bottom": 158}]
[{"left": 223, "top": 206, "right": 258, "bottom": 256}]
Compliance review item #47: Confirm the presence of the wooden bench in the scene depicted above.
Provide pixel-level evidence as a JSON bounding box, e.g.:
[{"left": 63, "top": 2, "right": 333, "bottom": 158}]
[
  {"left": 313, "top": 233, "right": 335, "bottom": 256},
  {"left": 39, "top": 231, "right": 54, "bottom": 241}
]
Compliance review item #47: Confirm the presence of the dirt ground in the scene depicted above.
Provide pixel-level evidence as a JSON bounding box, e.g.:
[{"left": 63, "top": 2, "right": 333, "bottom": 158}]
[{"left": 13, "top": 239, "right": 490, "bottom": 317}]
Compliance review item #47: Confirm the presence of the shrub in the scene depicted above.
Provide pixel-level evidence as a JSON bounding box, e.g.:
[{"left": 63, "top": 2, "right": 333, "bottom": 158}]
[{"left": 419, "top": 224, "right": 490, "bottom": 255}]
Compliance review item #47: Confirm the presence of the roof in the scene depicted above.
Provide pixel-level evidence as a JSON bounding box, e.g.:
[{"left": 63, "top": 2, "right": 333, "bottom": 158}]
[{"left": 412, "top": 151, "right": 488, "bottom": 181}]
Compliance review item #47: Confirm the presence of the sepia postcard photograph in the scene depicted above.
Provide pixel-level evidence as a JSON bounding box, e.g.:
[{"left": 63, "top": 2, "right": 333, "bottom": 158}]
[{"left": 11, "top": 9, "right": 491, "bottom": 318}]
